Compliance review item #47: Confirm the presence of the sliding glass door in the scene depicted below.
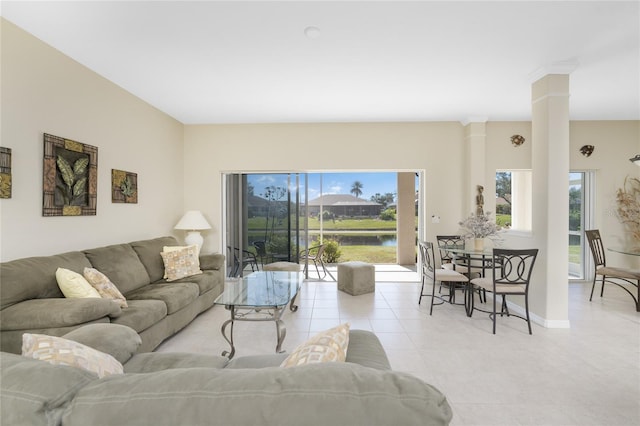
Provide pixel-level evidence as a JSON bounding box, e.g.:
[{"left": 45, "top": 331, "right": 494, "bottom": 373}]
[
  {"left": 569, "top": 171, "right": 594, "bottom": 280},
  {"left": 225, "top": 173, "right": 304, "bottom": 276}
]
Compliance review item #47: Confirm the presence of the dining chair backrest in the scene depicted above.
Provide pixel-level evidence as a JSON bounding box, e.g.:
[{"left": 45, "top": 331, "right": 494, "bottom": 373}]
[
  {"left": 492, "top": 248, "right": 538, "bottom": 290},
  {"left": 436, "top": 235, "right": 465, "bottom": 264},
  {"left": 585, "top": 230, "right": 607, "bottom": 268},
  {"left": 418, "top": 241, "right": 436, "bottom": 277}
]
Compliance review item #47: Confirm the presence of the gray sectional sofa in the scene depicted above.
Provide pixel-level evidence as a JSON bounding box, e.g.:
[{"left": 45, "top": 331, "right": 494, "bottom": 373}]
[
  {"left": 1, "top": 324, "right": 453, "bottom": 425},
  {"left": 0, "top": 236, "right": 225, "bottom": 354}
]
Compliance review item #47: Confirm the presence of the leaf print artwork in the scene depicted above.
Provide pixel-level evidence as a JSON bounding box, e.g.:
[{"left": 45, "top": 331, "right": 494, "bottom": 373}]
[{"left": 54, "top": 148, "right": 90, "bottom": 207}]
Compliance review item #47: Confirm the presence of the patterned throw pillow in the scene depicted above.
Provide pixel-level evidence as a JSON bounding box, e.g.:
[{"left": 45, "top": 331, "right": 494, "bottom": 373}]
[
  {"left": 280, "top": 323, "right": 350, "bottom": 368},
  {"left": 162, "top": 245, "right": 201, "bottom": 279},
  {"left": 55, "top": 267, "right": 101, "bottom": 299},
  {"left": 83, "top": 267, "right": 128, "bottom": 308},
  {"left": 22, "top": 333, "right": 124, "bottom": 378},
  {"left": 160, "top": 245, "right": 203, "bottom": 282}
]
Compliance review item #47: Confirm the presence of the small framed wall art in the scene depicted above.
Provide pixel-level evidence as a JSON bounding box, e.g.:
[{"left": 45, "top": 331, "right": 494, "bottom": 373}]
[
  {"left": 43, "top": 133, "right": 98, "bottom": 216},
  {"left": 0, "top": 147, "right": 11, "bottom": 199},
  {"left": 112, "top": 169, "right": 138, "bottom": 204}
]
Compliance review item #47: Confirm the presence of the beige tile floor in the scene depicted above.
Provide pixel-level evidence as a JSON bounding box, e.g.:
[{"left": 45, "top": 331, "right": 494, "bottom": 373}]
[{"left": 157, "top": 265, "right": 640, "bottom": 425}]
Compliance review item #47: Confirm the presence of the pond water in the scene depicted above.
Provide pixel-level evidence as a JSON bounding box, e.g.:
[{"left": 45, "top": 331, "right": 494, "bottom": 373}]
[{"left": 311, "top": 234, "right": 397, "bottom": 247}]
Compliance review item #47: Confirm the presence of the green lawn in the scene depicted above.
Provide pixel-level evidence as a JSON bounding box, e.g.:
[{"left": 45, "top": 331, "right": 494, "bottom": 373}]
[{"left": 335, "top": 245, "right": 398, "bottom": 263}]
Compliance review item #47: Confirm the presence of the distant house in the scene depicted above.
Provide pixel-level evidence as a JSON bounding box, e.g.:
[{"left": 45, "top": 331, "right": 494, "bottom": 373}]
[{"left": 305, "top": 194, "right": 382, "bottom": 218}]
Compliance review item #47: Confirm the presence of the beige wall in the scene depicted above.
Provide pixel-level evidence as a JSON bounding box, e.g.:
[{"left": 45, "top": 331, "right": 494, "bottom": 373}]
[
  {"left": 0, "top": 19, "right": 185, "bottom": 261},
  {"left": 183, "top": 122, "right": 467, "bottom": 255}
]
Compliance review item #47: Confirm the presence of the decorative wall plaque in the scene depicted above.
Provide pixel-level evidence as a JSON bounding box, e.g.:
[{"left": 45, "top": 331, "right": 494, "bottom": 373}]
[
  {"left": 43, "top": 133, "right": 97, "bottom": 216},
  {"left": 0, "top": 147, "right": 11, "bottom": 199},
  {"left": 112, "top": 169, "right": 138, "bottom": 203}
]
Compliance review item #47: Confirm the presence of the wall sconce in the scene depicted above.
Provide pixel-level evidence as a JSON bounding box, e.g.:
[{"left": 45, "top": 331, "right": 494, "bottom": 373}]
[
  {"left": 579, "top": 145, "right": 594, "bottom": 157},
  {"left": 630, "top": 154, "right": 640, "bottom": 166},
  {"left": 510, "top": 135, "right": 525, "bottom": 147}
]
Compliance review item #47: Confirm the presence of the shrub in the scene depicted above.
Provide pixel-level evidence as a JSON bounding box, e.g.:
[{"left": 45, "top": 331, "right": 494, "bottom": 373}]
[
  {"left": 379, "top": 208, "right": 396, "bottom": 221},
  {"left": 322, "top": 239, "right": 342, "bottom": 263}
]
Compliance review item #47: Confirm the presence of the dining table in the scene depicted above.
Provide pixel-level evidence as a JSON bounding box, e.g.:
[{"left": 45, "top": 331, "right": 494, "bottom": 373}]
[{"left": 442, "top": 246, "right": 500, "bottom": 316}]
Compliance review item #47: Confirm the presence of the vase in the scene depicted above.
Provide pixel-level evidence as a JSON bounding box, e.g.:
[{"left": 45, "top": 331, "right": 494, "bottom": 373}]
[{"left": 474, "top": 238, "right": 484, "bottom": 251}]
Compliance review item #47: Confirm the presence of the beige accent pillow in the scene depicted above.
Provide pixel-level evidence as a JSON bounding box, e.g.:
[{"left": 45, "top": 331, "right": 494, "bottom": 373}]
[
  {"left": 162, "top": 245, "right": 201, "bottom": 279},
  {"left": 280, "top": 323, "right": 350, "bottom": 368},
  {"left": 22, "top": 333, "right": 124, "bottom": 378},
  {"left": 160, "top": 245, "right": 203, "bottom": 282},
  {"left": 83, "top": 267, "right": 128, "bottom": 308},
  {"left": 55, "top": 267, "right": 101, "bottom": 299}
]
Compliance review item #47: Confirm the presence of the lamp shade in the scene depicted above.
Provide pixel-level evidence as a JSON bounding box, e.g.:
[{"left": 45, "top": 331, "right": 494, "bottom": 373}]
[
  {"left": 630, "top": 154, "right": 640, "bottom": 166},
  {"left": 174, "top": 210, "right": 211, "bottom": 231}
]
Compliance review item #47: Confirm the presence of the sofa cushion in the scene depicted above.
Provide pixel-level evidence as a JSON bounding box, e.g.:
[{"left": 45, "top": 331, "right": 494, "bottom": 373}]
[
  {"left": 126, "top": 283, "right": 199, "bottom": 315},
  {"left": 110, "top": 299, "right": 167, "bottom": 333},
  {"left": 55, "top": 268, "right": 101, "bottom": 299},
  {"left": 83, "top": 268, "right": 128, "bottom": 308},
  {"left": 0, "top": 298, "right": 122, "bottom": 331},
  {"left": 168, "top": 269, "right": 220, "bottom": 295},
  {"left": 63, "top": 324, "right": 141, "bottom": 365},
  {"left": 0, "top": 251, "right": 91, "bottom": 310},
  {"left": 280, "top": 323, "right": 350, "bottom": 367},
  {"left": 22, "top": 333, "right": 123, "bottom": 378},
  {"left": 124, "top": 352, "right": 229, "bottom": 373},
  {"left": 130, "top": 236, "right": 179, "bottom": 283},
  {"left": 0, "top": 352, "right": 96, "bottom": 426},
  {"left": 84, "top": 244, "right": 151, "bottom": 295},
  {"left": 60, "top": 363, "right": 453, "bottom": 426}
]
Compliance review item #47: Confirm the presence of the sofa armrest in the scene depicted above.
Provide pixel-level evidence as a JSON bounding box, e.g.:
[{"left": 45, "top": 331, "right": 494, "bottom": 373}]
[
  {"left": 63, "top": 324, "right": 142, "bottom": 365},
  {"left": 199, "top": 253, "right": 225, "bottom": 270}
]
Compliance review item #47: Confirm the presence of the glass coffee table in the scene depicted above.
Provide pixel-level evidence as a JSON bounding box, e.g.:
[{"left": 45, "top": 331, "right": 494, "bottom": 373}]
[{"left": 214, "top": 271, "right": 303, "bottom": 359}]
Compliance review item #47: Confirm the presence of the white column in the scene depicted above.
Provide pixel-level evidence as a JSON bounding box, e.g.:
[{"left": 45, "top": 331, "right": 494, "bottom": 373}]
[
  {"left": 464, "top": 120, "right": 487, "bottom": 215},
  {"left": 397, "top": 172, "right": 416, "bottom": 265},
  {"left": 530, "top": 73, "right": 571, "bottom": 327}
]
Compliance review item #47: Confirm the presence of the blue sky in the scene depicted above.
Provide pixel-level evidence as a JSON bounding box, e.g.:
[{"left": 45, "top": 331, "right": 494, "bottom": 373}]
[{"left": 248, "top": 172, "right": 411, "bottom": 201}]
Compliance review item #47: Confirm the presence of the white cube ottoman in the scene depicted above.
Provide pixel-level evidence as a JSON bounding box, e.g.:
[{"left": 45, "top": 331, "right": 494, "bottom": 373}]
[
  {"left": 263, "top": 261, "right": 300, "bottom": 272},
  {"left": 338, "top": 261, "right": 375, "bottom": 296}
]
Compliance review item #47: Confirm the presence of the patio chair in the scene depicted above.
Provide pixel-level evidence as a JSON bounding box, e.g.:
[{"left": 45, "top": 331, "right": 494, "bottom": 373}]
[
  {"left": 585, "top": 230, "right": 640, "bottom": 311},
  {"left": 227, "top": 246, "right": 258, "bottom": 277},
  {"left": 299, "top": 244, "right": 331, "bottom": 279}
]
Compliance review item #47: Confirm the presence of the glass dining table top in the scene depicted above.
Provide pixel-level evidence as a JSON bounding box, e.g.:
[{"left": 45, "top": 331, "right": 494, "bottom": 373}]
[
  {"left": 441, "top": 247, "right": 496, "bottom": 256},
  {"left": 608, "top": 247, "right": 640, "bottom": 256},
  {"left": 214, "top": 271, "right": 304, "bottom": 308}
]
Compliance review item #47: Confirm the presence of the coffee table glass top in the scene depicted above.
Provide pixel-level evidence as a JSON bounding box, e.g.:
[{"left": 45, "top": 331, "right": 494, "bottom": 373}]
[{"left": 215, "top": 271, "right": 303, "bottom": 308}]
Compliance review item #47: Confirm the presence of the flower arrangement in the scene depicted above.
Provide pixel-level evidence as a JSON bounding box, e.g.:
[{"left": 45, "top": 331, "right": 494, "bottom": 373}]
[
  {"left": 615, "top": 176, "right": 640, "bottom": 246},
  {"left": 458, "top": 212, "right": 501, "bottom": 240}
]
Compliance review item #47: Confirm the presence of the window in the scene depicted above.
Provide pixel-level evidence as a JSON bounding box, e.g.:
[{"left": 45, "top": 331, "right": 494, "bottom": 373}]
[{"left": 495, "top": 170, "right": 532, "bottom": 231}]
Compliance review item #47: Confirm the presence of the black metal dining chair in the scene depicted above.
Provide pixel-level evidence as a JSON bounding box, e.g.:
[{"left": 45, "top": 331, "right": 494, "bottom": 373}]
[
  {"left": 418, "top": 241, "right": 469, "bottom": 315},
  {"left": 585, "top": 229, "right": 640, "bottom": 311},
  {"left": 470, "top": 248, "right": 538, "bottom": 334}
]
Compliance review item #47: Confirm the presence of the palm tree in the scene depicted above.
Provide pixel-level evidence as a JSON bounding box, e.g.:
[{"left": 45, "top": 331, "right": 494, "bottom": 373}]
[{"left": 350, "top": 181, "right": 363, "bottom": 198}]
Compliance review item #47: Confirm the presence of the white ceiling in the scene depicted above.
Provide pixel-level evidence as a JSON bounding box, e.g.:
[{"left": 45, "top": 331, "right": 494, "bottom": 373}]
[{"left": 2, "top": 1, "right": 639, "bottom": 124}]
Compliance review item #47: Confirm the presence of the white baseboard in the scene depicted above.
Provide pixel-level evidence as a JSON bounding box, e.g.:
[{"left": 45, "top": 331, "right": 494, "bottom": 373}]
[{"left": 489, "top": 297, "right": 572, "bottom": 329}]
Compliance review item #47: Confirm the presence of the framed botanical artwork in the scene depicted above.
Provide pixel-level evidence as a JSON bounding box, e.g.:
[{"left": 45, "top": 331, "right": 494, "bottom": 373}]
[
  {"left": 43, "top": 133, "right": 98, "bottom": 216},
  {"left": 112, "top": 169, "right": 138, "bottom": 203},
  {"left": 0, "top": 147, "right": 11, "bottom": 199}
]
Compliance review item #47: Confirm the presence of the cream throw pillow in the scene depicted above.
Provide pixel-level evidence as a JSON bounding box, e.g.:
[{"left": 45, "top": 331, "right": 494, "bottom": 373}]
[
  {"left": 22, "top": 333, "right": 124, "bottom": 378},
  {"left": 160, "top": 245, "right": 203, "bottom": 282},
  {"left": 83, "top": 267, "right": 128, "bottom": 308},
  {"left": 55, "top": 267, "right": 101, "bottom": 299},
  {"left": 162, "top": 245, "right": 201, "bottom": 279},
  {"left": 280, "top": 323, "right": 350, "bottom": 368}
]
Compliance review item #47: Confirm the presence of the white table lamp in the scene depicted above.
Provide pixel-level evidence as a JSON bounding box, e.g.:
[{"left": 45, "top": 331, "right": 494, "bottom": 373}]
[{"left": 174, "top": 210, "right": 211, "bottom": 250}]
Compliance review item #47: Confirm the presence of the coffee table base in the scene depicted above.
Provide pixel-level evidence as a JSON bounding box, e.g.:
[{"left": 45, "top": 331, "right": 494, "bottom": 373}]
[{"left": 220, "top": 299, "right": 297, "bottom": 359}]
